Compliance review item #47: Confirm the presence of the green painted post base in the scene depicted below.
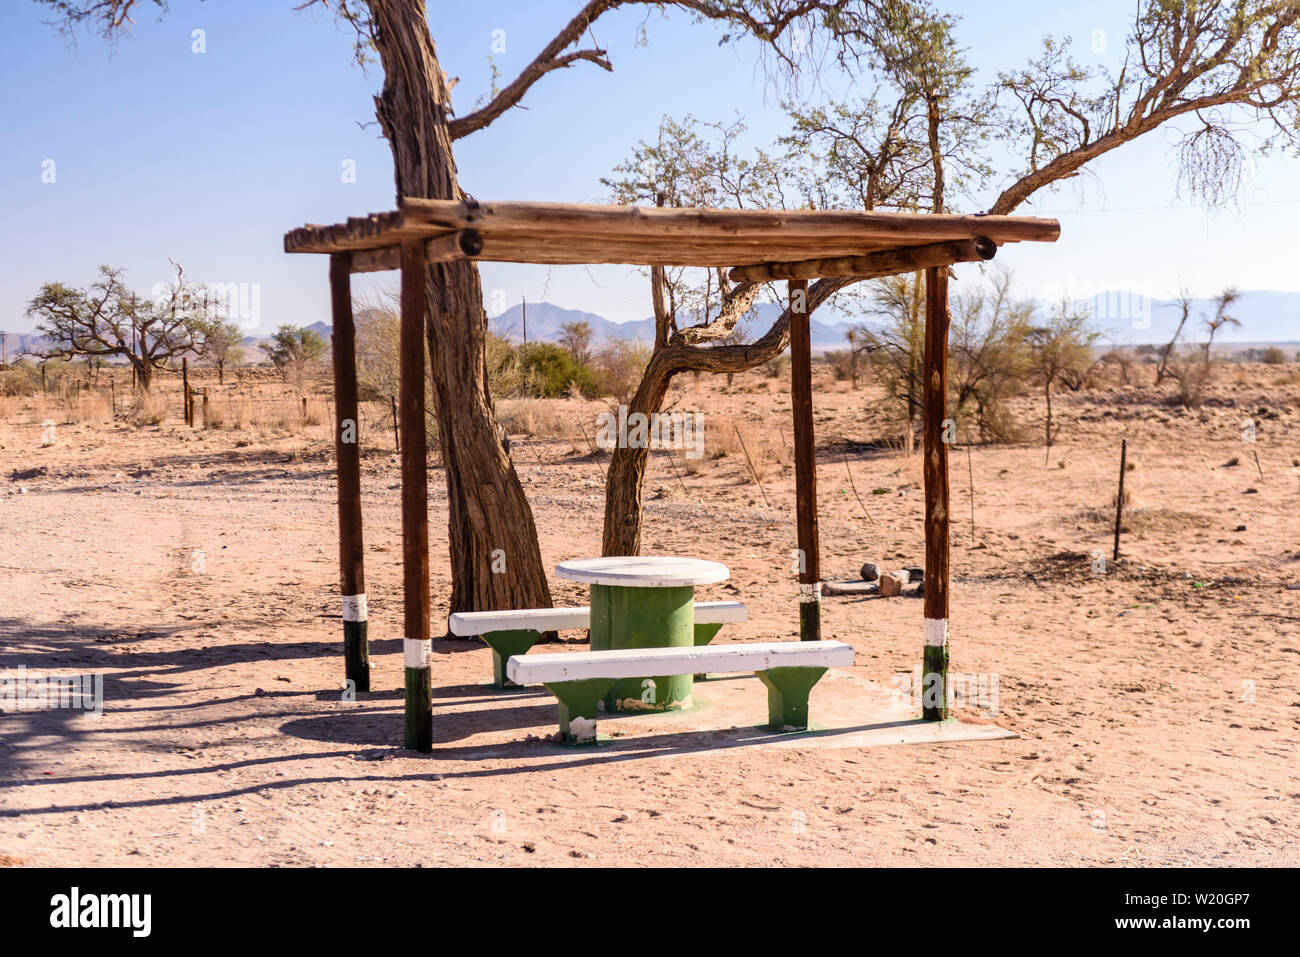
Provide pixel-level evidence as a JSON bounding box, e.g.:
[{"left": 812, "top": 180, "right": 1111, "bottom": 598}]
[
  {"left": 922, "top": 645, "right": 949, "bottom": 721},
  {"left": 343, "top": 620, "right": 370, "bottom": 693},
  {"left": 758, "top": 666, "right": 828, "bottom": 732},
  {"left": 404, "top": 666, "right": 432, "bottom": 752},
  {"left": 591, "top": 583, "right": 694, "bottom": 713},
  {"left": 799, "top": 598, "right": 822, "bottom": 641},
  {"left": 545, "top": 678, "right": 616, "bottom": 745},
  {"left": 480, "top": 629, "right": 540, "bottom": 689}
]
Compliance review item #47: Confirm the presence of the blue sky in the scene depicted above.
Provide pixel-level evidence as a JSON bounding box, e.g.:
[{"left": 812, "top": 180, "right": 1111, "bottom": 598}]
[{"left": 4, "top": 0, "right": 1300, "bottom": 335}]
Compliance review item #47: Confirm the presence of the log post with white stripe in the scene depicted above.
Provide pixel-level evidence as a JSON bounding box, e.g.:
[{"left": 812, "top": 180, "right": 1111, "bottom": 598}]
[
  {"left": 789, "top": 278, "right": 821, "bottom": 641},
  {"left": 329, "top": 252, "right": 370, "bottom": 693},
  {"left": 922, "top": 266, "right": 951, "bottom": 720},
  {"left": 399, "top": 239, "right": 433, "bottom": 752}
]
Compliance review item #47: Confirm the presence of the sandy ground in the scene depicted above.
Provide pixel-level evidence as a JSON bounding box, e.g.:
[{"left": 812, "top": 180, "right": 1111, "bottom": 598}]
[{"left": 1, "top": 362, "right": 1298, "bottom": 867}]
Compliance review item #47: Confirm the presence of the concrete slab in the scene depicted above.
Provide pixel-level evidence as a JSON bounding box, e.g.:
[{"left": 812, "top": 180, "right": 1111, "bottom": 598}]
[{"left": 537, "top": 667, "right": 1016, "bottom": 755}]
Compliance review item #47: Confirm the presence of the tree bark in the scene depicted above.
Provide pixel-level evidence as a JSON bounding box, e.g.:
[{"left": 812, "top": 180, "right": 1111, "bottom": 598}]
[
  {"left": 369, "top": 0, "right": 551, "bottom": 623},
  {"left": 601, "top": 354, "right": 674, "bottom": 556}
]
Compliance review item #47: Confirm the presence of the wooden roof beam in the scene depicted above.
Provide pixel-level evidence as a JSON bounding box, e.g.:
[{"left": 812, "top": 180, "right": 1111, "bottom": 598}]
[
  {"left": 347, "top": 229, "right": 485, "bottom": 274},
  {"left": 728, "top": 236, "right": 997, "bottom": 283}
]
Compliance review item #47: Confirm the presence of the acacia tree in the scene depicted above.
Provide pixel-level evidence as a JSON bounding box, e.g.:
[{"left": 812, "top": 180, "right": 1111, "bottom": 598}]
[
  {"left": 262, "top": 324, "right": 327, "bottom": 382},
  {"left": 39, "top": 0, "right": 882, "bottom": 618},
  {"left": 1026, "top": 303, "right": 1098, "bottom": 460},
  {"left": 596, "top": 2, "right": 976, "bottom": 554},
  {"left": 199, "top": 319, "right": 244, "bottom": 385},
  {"left": 28, "top": 262, "right": 212, "bottom": 391}
]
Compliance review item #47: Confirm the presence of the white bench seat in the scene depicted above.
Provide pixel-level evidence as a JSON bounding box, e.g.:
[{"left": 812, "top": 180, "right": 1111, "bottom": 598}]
[
  {"left": 508, "top": 640, "right": 853, "bottom": 743},
  {"left": 448, "top": 601, "right": 747, "bottom": 689}
]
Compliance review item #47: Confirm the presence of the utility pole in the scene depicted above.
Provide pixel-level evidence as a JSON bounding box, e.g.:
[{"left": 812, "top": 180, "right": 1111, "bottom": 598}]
[{"left": 521, "top": 297, "right": 528, "bottom": 346}]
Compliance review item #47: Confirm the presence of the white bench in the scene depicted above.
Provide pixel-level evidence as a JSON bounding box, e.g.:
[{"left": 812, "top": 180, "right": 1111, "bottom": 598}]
[
  {"left": 507, "top": 640, "right": 853, "bottom": 744},
  {"left": 449, "top": 601, "right": 747, "bottom": 689}
]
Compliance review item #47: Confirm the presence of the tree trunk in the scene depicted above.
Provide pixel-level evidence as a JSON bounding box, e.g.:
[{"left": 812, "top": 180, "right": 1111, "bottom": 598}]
[
  {"left": 135, "top": 356, "right": 152, "bottom": 392},
  {"left": 602, "top": 354, "right": 674, "bottom": 556},
  {"left": 369, "top": 0, "right": 551, "bottom": 622}
]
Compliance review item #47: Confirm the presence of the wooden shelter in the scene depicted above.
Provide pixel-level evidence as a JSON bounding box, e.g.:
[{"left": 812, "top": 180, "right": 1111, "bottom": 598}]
[{"left": 285, "top": 198, "right": 1060, "bottom": 750}]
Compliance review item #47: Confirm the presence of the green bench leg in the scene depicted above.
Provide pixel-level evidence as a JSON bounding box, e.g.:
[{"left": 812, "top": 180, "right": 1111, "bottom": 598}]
[
  {"left": 757, "top": 666, "right": 828, "bottom": 732},
  {"left": 693, "top": 622, "right": 724, "bottom": 647},
  {"left": 545, "top": 678, "right": 617, "bottom": 745},
  {"left": 692, "top": 622, "right": 725, "bottom": 679},
  {"left": 480, "top": 629, "right": 541, "bottom": 689}
]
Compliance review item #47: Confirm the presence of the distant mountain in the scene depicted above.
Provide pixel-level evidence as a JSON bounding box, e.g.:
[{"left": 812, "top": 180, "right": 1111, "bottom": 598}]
[
  {"left": 6, "top": 290, "right": 1298, "bottom": 363},
  {"left": 1078, "top": 290, "right": 1300, "bottom": 346}
]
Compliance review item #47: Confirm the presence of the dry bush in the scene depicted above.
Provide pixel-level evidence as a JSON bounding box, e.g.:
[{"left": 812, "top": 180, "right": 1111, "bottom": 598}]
[
  {"left": 710, "top": 414, "right": 785, "bottom": 483},
  {"left": 496, "top": 398, "right": 546, "bottom": 437},
  {"left": 131, "top": 390, "right": 169, "bottom": 426},
  {"left": 302, "top": 398, "right": 326, "bottom": 427},
  {"left": 0, "top": 363, "right": 42, "bottom": 397},
  {"left": 1074, "top": 493, "right": 1205, "bottom": 534},
  {"left": 764, "top": 354, "right": 790, "bottom": 379},
  {"left": 591, "top": 340, "right": 651, "bottom": 403},
  {"left": 70, "top": 392, "right": 111, "bottom": 425}
]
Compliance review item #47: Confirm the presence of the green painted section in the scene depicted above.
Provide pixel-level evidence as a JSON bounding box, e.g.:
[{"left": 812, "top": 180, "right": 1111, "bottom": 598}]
[
  {"left": 799, "top": 599, "right": 822, "bottom": 641},
  {"left": 479, "top": 629, "right": 541, "bottom": 689},
  {"left": 693, "top": 622, "right": 724, "bottom": 646},
  {"left": 922, "top": 645, "right": 950, "bottom": 720},
  {"left": 589, "top": 583, "right": 614, "bottom": 653},
  {"left": 343, "top": 619, "right": 370, "bottom": 693},
  {"left": 692, "top": 622, "right": 725, "bottom": 678},
  {"left": 545, "top": 677, "right": 616, "bottom": 745},
  {"left": 404, "top": 666, "right": 432, "bottom": 752},
  {"left": 757, "top": 665, "right": 828, "bottom": 731},
  {"left": 593, "top": 583, "right": 695, "bottom": 713}
]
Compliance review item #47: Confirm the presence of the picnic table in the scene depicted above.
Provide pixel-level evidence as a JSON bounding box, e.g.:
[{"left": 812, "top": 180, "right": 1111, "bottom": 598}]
[{"left": 555, "top": 556, "right": 729, "bottom": 713}]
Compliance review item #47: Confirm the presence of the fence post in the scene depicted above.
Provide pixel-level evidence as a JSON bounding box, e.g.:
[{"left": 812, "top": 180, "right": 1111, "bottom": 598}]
[
  {"left": 399, "top": 240, "right": 432, "bottom": 752},
  {"left": 329, "top": 252, "right": 371, "bottom": 693},
  {"left": 922, "top": 266, "right": 951, "bottom": 721}
]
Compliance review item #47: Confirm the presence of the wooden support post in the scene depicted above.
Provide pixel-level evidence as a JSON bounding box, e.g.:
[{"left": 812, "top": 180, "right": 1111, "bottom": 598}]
[
  {"left": 789, "top": 278, "right": 821, "bottom": 641},
  {"left": 399, "top": 240, "right": 432, "bottom": 752},
  {"left": 201, "top": 390, "right": 208, "bottom": 428},
  {"left": 390, "top": 395, "right": 400, "bottom": 452},
  {"left": 922, "top": 266, "right": 951, "bottom": 721},
  {"left": 330, "top": 252, "right": 370, "bottom": 693},
  {"left": 1113, "top": 438, "right": 1128, "bottom": 563},
  {"left": 182, "top": 358, "right": 191, "bottom": 427}
]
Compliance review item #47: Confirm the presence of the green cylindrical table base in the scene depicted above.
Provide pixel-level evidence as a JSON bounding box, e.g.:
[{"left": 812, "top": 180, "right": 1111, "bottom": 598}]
[{"left": 590, "top": 583, "right": 694, "bottom": 712}]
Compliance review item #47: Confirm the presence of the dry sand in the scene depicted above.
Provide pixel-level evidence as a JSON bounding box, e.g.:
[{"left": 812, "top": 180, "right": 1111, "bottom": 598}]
[{"left": 1, "top": 362, "right": 1297, "bottom": 866}]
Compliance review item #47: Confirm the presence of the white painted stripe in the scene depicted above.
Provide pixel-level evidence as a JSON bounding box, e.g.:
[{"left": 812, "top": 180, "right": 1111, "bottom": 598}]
[
  {"left": 508, "top": 639, "right": 853, "bottom": 686},
  {"left": 924, "top": 618, "right": 949, "bottom": 647},
  {"left": 404, "top": 638, "right": 431, "bottom": 669},
  {"left": 341, "top": 593, "right": 368, "bottom": 622},
  {"left": 799, "top": 582, "right": 822, "bottom": 603}
]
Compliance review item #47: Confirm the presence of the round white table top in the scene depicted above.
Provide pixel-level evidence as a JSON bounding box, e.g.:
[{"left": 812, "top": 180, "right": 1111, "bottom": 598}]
[{"left": 555, "top": 556, "right": 730, "bottom": 588}]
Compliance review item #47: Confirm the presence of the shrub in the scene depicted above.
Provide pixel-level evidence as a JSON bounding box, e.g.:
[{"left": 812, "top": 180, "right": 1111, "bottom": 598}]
[
  {"left": 517, "top": 342, "right": 599, "bottom": 398},
  {"left": 590, "top": 339, "right": 650, "bottom": 402}
]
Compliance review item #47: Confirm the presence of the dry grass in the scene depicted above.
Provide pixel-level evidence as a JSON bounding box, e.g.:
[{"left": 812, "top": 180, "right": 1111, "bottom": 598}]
[
  {"left": 1074, "top": 490, "right": 1206, "bottom": 534},
  {"left": 131, "top": 390, "right": 169, "bottom": 426}
]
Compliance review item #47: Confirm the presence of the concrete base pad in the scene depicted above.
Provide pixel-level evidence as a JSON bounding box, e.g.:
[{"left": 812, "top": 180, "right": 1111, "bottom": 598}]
[{"left": 534, "top": 667, "right": 1016, "bottom": 754}]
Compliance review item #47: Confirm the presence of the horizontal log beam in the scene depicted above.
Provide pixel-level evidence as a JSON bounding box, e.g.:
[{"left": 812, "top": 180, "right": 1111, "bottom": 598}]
[
  {"left": 346, "top": 229, "right": 484, "bottom": 274},
  {"left": 727, "top": 237, "right": 998, "bottom": 283},
  {"left": 284, "top": 198, "right": 1061, "bottom": 263}
]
